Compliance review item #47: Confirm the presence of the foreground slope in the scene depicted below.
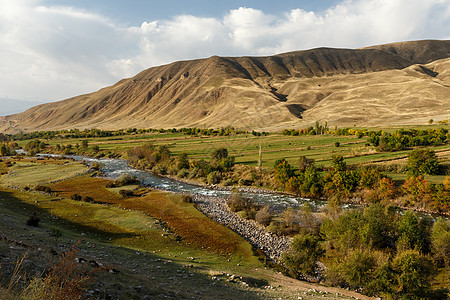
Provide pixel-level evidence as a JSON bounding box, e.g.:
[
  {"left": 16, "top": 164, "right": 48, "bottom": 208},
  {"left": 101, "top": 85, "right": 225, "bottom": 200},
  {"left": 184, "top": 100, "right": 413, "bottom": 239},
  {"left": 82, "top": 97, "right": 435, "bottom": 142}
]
[{"left": 1, "top": 40, "right": 450, "bottom": 133}]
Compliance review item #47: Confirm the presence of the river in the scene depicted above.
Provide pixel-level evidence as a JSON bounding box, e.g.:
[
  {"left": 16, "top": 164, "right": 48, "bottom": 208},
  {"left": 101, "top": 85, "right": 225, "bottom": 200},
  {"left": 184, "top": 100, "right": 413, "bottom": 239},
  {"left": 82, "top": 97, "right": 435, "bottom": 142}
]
[{"left": 49, "top": 155, "right": 332, "bottom": 212}]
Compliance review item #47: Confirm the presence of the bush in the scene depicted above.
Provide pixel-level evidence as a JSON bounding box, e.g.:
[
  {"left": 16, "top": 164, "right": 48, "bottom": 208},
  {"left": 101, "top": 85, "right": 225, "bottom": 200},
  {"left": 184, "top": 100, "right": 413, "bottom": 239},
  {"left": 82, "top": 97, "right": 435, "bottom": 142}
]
[
  {"left": 237, "top": 210, "right": 249, "bottom": 219},
  {"left": 334, "top": 141, "right": 340, "bottom": 147},
  {"left": 83, "top": 196, "right": 94, "bottom": 203},
  {"left": 255, "top": 206, "right": 272, "bottom": 226},
  {"left": 114, "top": 173, "right": 138, "bottom": 186},
  {"left": 282, "top": 233, "right": 324, "bottom": 278},
  {"left": 105, "top": 181, "right": 116, "bottom": 188},
  {"left": 89, "top": 162, "right": 102, "bottom": 171},
  {"left": 35, "top": 185, "right": 52, "bottom": 193},
  {"left": 26, "top": 213, "right": 40, "bottom": 227},
  {"left": 222, "top": 179, "right": 234, "bottom": 186},
  {"left": 181, "top": 194, "right": 193, "bottom": 203},
  {"left": 119, "top": 189, "right": 134, "bottom": 198},
  {"left": 226, "top": 190, "right": 255, "bottom": 212},
  {"left": 71, "top": 194, "right": 82, "bottom": 201},
  {"left": 177, "top": 168, "right": 190, "bottom": 178},
  {"left": 207, "top": 171, "right": 221, "bottom": 184}
]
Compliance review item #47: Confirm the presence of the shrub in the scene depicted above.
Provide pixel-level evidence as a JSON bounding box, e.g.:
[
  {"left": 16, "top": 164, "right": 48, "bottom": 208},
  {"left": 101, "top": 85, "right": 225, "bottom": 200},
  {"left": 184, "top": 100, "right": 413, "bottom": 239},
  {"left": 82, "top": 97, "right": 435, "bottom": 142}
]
[
  {"left": 267, "top": 221, "right": 282, "bottom": 234},
  {"left": 181, "top": 194, "right": 193, "bottom": 203},
  {"left": 298, "top": 156, "right": 315, "bottom": 173},
  {"left": 114, "top": 173, "right": 138, "bottom": 186},
  {"left": 71, "top": 194, "right": 82, "bottom": 201},
  {"left": 35, "top": 185, "right": 52, "bottom": 193},
  {"left": 334, "top": 141, "right": 340, "bottom": 147},
  {"left": 105, "top": 181, "right": 116, "bottom": 188},
  {"left": 119, "top": 189, "right": 134, "bottom": 198},
  {"left": 177, "top": 168, "right": 189, "bottom": 178},
  {"left": 226, "top": 190, "right": 254, "bottom": 213},
  {"left": 89, "top": 162, "right": 102, "bottom": 171},
  {"left": 222, "top": 179, "right": 234, "bottom": 186},
  {"left": 237, "top": 210, "right": 249, "bottom": 219},
  {"left": 255, "top": 206, "right": 272, "bottom": 226},
  {"left": 26, "top": 213, "right": 40, "bottom": 227},
  {"left": 282, "top": 233, "right": 324, "bottom": 278},
  {"left": 83, "top": 196, "right": 94, "bottom": 203},
  {"left": 207, "top": 171, "right": 221, "bottom": 185}
]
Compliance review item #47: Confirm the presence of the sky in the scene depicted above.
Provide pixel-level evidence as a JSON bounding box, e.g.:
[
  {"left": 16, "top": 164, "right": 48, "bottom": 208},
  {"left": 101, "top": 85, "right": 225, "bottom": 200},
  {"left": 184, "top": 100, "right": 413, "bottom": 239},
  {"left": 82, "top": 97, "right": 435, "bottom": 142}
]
[{"left": 0, "top": 0, "right": 450, "bottom": 111}]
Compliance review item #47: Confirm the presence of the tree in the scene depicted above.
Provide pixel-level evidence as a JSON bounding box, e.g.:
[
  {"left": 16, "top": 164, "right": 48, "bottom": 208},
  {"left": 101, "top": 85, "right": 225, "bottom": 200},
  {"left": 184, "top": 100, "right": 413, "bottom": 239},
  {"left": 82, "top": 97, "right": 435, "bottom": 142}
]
[
  {"left": 0, "top": 144, "right": 9, "bottom": 156},
  {"left": 297, "top": 156, "right": 315, "bottom": 173},
  {"left": 396, "top": 211, "right": 431, "bottom": 254},
  {"left": 407, "top": 148, "right": 439, "bottom": 176},
  {"left": 282, "top": 233, "right": 324, "bottom": 278},
  {"left": 331, "top": 155, "right": 346, "bottom": 172},
  {"left": 274, "top": 158, "right": 295, "bottom": 186},
  {"left": 392, "top": 250, "right": 435, "bottom": 299},
  {"left": 340, "top": 249, "right": 377, "bottom": 288},
  {"left": 211, "top": 148, "right": 228, "bottom": 160},
  {"left": 431, "top": 218, "right": 450, "bottom": 267},
  {"left": 176, "top": 152, "right": 189, "bottom": 170}
]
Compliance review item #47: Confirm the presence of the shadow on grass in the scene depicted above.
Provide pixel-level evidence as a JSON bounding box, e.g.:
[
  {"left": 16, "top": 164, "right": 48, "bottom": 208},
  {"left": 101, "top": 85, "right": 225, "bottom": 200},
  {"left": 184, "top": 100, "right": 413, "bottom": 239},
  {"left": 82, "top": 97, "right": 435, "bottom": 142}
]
[
  {"left": 0, "top": 189, "right": 269, "bottom": 299},
  {"left": 0, "top": 189, "right": 137, "bottom": 242}
]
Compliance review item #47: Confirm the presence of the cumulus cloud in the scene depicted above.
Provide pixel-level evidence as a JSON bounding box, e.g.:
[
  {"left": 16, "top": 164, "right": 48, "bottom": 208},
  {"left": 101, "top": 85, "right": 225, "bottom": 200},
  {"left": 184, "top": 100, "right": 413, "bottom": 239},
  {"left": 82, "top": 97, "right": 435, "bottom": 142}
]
[{"left": 0, "top": 0, "right": 449, "bottom": 102}]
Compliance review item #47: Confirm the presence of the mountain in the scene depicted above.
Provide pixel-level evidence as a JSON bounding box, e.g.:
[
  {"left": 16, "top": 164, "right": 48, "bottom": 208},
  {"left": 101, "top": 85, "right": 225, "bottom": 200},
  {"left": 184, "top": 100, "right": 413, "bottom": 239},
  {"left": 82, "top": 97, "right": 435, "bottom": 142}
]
[
  {"left": 1, "top": 40, "right": 450, "bottom": 133},
  {"left": 0, "top": 99, "right": 45, "bottom": 117}
]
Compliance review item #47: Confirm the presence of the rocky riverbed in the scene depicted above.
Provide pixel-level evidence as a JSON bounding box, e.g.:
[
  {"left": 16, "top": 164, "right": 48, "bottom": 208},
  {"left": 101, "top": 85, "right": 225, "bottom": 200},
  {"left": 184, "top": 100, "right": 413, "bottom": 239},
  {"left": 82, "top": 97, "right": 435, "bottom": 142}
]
[{"left": 192, "top": 194, "right": 292, "bottom": 261}]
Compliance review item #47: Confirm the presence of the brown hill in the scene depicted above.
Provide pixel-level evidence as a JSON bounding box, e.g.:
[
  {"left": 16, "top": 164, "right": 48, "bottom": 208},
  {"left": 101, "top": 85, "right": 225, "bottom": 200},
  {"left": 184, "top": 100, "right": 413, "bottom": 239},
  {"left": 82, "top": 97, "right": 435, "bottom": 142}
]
[{"left": 1, "top": 40, "right": 450, "bottom": 133}]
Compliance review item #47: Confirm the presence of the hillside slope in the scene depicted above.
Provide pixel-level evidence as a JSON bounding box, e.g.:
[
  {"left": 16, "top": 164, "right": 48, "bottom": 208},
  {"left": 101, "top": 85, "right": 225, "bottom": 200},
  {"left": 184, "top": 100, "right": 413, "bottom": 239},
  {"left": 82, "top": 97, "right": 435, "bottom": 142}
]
[{"left": 1, "top": 40, "right": 450, "bottom": 133}]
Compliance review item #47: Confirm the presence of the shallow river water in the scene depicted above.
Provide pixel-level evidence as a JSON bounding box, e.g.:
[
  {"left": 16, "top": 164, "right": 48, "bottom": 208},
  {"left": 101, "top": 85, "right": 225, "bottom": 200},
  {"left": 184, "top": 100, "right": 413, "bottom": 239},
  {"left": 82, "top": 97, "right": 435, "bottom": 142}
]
[{"left": 64, "top": 155, "right": 332, "bottom": 211}]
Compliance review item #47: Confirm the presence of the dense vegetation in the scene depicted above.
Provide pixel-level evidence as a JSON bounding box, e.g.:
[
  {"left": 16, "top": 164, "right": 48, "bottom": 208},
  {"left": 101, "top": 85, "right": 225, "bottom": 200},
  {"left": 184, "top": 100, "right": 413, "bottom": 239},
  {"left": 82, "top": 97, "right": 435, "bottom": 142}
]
[
  {"left": 274, "top": 150, "right": 449, "bottom": 212},
  {"left": 9, "top": 126, "right": 257, "bottom": 141},
  {"left": 282, "top": 205, "right": 449, "bottom": 299}
]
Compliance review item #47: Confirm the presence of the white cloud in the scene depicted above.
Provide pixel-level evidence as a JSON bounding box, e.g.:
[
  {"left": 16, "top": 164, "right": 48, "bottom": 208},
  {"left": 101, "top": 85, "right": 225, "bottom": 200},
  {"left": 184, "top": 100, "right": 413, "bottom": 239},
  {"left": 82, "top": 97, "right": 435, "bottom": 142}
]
[{"left": 0, "top": 0, "right": 449, "bottom": 102}]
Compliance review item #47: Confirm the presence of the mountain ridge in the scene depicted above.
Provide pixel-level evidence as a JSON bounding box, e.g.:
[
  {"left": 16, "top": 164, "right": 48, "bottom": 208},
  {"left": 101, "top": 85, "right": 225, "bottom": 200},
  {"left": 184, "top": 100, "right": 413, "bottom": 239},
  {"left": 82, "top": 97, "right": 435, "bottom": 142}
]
[{"left": 1, "top": 39, "right": 450, "bottom": 133}]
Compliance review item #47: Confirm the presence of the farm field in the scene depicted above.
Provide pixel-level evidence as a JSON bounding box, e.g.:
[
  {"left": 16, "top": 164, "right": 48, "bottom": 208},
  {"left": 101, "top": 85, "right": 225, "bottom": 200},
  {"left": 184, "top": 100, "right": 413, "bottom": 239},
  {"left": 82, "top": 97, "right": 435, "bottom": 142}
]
[{"left": 20, "top": 125, "right": 450, "bottom": 184}]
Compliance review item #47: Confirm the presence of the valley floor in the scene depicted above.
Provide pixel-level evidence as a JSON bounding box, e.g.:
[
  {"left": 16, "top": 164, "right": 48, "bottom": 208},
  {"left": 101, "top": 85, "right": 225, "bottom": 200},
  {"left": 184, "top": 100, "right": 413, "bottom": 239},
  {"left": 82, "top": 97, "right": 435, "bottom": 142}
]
[{"left": 0, "top": 157, "right": 372, "bottom": 299}]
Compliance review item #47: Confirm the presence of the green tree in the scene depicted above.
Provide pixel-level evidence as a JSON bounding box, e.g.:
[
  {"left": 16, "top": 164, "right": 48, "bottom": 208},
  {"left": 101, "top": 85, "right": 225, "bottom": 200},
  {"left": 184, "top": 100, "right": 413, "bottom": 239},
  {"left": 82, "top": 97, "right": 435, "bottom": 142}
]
[
  {"left": 274, "top": 158, "right": 295, "bottom": 186},
  {"left": 396, "top": 211, "right": 431, "bottom": 253},
  {"left": 339, "top": 249, "right": 377, "bottom": 288},
  {"left": 282, "top": 233, "right": 324, "bottom": 278},
  {"left": 211, "top": 148, "right": 228, "bottom": 160},
  {"left": 392, "top": 250, "right": 435, "bottom": 298},
  {"left": 176, "top": 152, "right": 189, "bottom": 170},
  {"left": 360, "top": 204, "right": 394, "bottom": 249},
  {"left": 331, "top": 155, "right": 346, "bottom": 172},
  {"left": 407, "top": 148, "right": 440, "bottom": 176},
  {"left": 0, "top": 144, "right": 9, "bottom": 156},
  {"left": 431, "top": 218, "right": 450, "bottom": 267}
]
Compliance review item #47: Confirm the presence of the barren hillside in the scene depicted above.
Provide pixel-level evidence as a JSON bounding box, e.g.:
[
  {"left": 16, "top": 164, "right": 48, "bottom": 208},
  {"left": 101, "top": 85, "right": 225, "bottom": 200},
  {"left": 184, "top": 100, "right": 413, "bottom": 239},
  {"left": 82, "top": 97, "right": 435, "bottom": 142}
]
[{"left": 1, "top": 40, "right": 449, "bottom": 133}]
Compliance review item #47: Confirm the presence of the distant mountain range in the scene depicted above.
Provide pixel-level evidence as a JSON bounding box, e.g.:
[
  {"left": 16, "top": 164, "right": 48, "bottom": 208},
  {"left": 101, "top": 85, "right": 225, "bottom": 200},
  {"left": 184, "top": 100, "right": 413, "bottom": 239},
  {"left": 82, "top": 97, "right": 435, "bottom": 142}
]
[
  {"left": 1, "top": 40, "right": 449, "bottom": 133},
  {"left": 0, "top": 99, "right": 45, "bottom": 117}
]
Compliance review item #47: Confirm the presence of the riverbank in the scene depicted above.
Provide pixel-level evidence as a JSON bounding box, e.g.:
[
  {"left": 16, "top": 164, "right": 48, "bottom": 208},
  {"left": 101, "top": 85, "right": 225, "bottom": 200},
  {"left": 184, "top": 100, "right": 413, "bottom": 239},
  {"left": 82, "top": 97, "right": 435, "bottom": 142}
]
[{"left": 192, "top": 193, "right": 292, "bottom": 261}]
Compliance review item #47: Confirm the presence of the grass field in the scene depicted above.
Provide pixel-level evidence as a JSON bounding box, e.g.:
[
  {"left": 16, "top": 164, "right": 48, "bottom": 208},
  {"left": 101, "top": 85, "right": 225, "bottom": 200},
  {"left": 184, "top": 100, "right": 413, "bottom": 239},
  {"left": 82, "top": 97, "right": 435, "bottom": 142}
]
[
  {"left": 20, "top": 125, "right": 449, "bottom": 186},
  {"left": 22, "top": 126, "right": 449, "bottom": 168}
]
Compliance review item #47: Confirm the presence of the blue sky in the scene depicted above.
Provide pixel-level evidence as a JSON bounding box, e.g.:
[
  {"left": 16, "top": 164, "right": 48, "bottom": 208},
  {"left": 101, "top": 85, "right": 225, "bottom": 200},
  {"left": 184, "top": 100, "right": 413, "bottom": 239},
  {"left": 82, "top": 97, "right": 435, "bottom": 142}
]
[
  {"left": 0, "top": 0, "right": 449, "bottom": 111},
  {"left": 43, "top": 0, "right": 342, "bottom": 26}
]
